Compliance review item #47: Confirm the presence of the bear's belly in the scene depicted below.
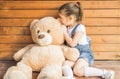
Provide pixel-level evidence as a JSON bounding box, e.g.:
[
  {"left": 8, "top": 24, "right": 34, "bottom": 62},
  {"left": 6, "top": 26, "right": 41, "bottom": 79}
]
[{"left": 22, "top": 45, "right": 65, "bottom": 71}]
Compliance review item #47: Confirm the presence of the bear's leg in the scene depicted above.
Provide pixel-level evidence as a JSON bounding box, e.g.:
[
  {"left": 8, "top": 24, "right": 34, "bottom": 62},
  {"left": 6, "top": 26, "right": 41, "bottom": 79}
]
[
  {"left": 37, "top": 64, "right": 63, "bottom": 79},
  {"left": 63, "top": 60, "right": 75, "bottom": 68},
  {"left": 61, "top": 45, "right": 80, "bottom": 61},
  {"left": 37, "top": 64, "right": 74, "bottom": 79},
  {"left": 4, "top": 62, "right": 32, "bottom": 79}
]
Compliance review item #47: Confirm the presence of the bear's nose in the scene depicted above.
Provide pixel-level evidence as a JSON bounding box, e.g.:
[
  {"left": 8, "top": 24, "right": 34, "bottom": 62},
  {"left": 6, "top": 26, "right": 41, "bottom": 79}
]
[{"left": 38, "top": 34, "right": 45, "bottom": 39}]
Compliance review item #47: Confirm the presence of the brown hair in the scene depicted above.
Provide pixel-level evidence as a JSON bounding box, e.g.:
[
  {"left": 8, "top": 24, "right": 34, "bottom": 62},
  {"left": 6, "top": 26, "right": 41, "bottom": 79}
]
[{"left": 58, "top": 2, "right": 83, "bottom": 22}]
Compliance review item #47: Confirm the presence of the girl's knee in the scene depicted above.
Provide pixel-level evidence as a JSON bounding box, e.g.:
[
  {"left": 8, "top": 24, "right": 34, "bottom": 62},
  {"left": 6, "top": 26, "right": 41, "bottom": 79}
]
[
  {"left": 73, "top": 59, "right": 89, "bottom": 76},
  {"left": 73, "top": 66, "right": 84, "bottom": 76},
  {"left": 76, "top": 59, "right": 89, "bottom": 67}
]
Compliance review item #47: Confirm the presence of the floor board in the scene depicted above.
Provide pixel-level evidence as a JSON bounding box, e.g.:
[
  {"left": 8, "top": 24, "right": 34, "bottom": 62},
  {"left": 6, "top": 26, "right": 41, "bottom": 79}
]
[{"left": 0, "top": 61, "right": 119, "bottom": 79}]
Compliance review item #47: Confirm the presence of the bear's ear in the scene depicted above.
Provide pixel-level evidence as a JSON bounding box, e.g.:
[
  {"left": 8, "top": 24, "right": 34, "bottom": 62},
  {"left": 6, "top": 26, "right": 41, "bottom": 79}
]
[{"left": 30, "top": 19, "right": 39, "bottom": 30}]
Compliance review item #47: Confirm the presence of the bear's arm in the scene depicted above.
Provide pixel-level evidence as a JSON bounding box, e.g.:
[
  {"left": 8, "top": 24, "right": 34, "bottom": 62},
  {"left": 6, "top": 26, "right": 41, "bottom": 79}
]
[
  {"left": 59, "top": 45, "right": 80, "bottom": 61},
  {"left": 13, "top": 44, "right": 35, "bottom": 61}
]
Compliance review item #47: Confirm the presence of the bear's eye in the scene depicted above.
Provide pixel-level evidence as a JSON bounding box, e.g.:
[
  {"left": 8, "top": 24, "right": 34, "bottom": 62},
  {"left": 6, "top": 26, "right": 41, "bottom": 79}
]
[
  {"left": 47, "top": 30, "right": 50, "bottom": 33},
  {"left": 37, "top": 30, "right": 40, "bottom": 34}
]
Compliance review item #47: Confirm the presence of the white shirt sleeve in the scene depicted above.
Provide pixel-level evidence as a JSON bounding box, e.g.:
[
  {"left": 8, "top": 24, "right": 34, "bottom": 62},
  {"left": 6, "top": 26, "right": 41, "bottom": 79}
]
[
  {"left": 76, "top": 24, "right": 89, "bottom": 45},
  {"left": 76, "top": 24, "right": 86, "bottom": 33}
]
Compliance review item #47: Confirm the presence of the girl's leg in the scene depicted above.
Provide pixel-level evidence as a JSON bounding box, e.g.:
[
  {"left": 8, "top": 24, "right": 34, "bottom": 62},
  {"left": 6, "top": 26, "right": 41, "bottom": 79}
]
[
  {"left": 84, "top": 67, "right": 115, "bottom": 79},
  {"left": 73, "top": 59, "right": 114, "bottom": 79},
  {"left": 73, "top": 58, "right": 89, "bottom": 76}
]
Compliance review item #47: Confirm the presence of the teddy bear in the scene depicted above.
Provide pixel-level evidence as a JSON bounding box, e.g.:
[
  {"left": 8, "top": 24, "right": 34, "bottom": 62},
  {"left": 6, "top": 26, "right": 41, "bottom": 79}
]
[{"left": 4, "top": 17, "right": 80, "bottom": 79}]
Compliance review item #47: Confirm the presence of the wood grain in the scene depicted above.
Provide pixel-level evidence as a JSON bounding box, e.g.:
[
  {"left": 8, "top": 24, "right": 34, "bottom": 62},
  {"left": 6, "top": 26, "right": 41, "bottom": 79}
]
[
  {"left": 0, "top": 9, "right": 120, "bottom": 18},
  {"left": 0, "top": 61, "right": 120, "bottom": 79},
  {"left": 0, "top": 1, "right": 120, "bottom": 10},
  {"left": 0, "top": 18, "right": 120, "bottom": 26},
  {"left": 0, "top": 0, "right": 120, "bottom": 61}
]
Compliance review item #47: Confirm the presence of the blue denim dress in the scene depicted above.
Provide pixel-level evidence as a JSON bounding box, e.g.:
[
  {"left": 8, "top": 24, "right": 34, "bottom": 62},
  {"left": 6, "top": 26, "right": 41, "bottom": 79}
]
[
  {"left": 66, "top": 24, "right": 94, "bottom": 66},
  {"left": 75, "top": 44, "right": 94, "bottom": 66}
]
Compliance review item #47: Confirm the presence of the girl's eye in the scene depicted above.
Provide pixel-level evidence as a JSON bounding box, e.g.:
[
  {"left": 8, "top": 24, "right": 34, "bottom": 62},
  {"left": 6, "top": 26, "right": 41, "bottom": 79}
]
[
  {"left": 47, "top": 30, "right": 50, "bottom": 33},
  {"left": 37, "top": 30, "right": 40, "bottom": 34}
]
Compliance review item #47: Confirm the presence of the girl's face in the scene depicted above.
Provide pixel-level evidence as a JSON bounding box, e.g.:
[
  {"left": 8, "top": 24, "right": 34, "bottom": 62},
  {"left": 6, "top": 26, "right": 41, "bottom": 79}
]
[{"left": 58, "top": 13, "right": 75, "bottom": 26}]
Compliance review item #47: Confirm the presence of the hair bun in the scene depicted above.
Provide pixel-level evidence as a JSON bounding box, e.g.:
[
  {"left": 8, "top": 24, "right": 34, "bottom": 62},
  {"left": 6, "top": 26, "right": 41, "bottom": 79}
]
[{"left": 74, "top": 2, "right": 79, "bottom": 7}]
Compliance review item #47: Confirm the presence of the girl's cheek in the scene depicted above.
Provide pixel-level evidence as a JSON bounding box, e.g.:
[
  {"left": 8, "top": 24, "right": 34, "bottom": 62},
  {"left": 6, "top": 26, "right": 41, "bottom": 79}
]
[
  {"left": 60, "top": 20, "right": 63, "bottom": 24},
  {"left": 60, "top": 20, "right": 64, "bottom": 24},
  {"left": 61, "top": 22, "right": 64, "bottom": 25}
]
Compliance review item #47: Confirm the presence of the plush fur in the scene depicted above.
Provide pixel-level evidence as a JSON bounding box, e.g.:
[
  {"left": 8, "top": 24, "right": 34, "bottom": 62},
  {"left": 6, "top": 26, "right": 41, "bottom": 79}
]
[{"left": 4, "top": 17, "right": 79, "bottom": 79}]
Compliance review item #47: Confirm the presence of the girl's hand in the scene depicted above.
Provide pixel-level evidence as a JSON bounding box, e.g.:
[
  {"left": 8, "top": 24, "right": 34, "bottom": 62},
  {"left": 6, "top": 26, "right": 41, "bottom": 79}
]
[{"left": 61, "top": 25, "right": 67, "bottom": 34}]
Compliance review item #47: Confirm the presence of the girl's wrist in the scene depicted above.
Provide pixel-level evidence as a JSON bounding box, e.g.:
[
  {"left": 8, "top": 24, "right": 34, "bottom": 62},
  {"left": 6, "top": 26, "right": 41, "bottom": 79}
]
[{"left": 64, "top": 31, "right": 68, "bottom": 36}]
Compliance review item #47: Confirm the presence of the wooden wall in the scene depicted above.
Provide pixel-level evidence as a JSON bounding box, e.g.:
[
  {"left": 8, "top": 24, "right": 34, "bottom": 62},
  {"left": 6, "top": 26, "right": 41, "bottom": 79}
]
[{"left": 0, "top": 0, "right": 120, "bottom": 61}]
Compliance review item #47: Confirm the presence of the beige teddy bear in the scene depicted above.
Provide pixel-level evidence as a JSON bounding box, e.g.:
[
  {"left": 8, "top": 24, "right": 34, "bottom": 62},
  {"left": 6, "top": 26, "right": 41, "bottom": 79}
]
[{"left": 4, "top": 17, "right": 79, "bottom": 79}]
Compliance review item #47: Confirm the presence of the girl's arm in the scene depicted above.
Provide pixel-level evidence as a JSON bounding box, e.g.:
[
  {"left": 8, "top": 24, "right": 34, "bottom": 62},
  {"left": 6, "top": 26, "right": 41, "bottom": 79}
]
[{"left": 62, "top": 26, "right": 83, "bottom": 47}]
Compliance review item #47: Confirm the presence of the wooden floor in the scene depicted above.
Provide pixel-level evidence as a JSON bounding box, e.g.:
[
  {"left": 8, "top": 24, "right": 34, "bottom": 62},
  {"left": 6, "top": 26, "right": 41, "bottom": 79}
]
[{"left": 0, "top": 61, "right": 120, "bottom": 79}]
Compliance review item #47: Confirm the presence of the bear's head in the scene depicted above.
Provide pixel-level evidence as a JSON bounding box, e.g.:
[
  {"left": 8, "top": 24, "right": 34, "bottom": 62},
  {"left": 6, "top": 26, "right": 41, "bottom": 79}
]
[{"left": 30, "top": 17, "right": 64, "bottom": 46}]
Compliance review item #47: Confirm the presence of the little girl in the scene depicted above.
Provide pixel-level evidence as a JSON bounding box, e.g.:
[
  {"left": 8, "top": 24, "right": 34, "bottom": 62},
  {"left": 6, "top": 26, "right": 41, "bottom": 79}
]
[{"left": 58, "top": 2, "right": 115, "bottom": 79}]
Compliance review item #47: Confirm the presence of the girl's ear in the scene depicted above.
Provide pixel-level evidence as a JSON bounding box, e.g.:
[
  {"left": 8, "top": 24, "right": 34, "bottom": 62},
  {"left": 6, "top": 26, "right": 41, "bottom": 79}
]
[{"left": 69, "top": 15, "right": 75, "bottom": 21}]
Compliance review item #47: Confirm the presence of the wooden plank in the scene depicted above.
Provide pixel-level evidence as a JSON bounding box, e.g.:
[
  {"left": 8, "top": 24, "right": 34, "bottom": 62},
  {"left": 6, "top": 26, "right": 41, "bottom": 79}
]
[
  {"left": 82, "top": 18, "right": 120, "bottom": 26},
  {"left": 0, "top": 10, "right": 57, "bottom": 18},
  {"left": 0, "top": 51, "right": 15, "bottom": 60},
  {"left": 0, "top": 18, "right": 120, "bottom": 26},
  {"left": 0, "top": 9, "right": 120, "bottom": 18},
  {"left": 1, "top": 51, "right": 120, "bottom": 60},
  {"left": 0, "top": 27, "right": 30, "bottom": 35},
  {"left": 0, "top": 44, "right": 27, "bottom": 51},
  {"left": 0, "top": 1, "right": 119, "bottom": 10},
  {"left": 0, "top": 61, "right": 120, "bottom": 79},
  {"left": 0, "top": 43, "right": 120, "bottom": 52},
  {"left": 94, "top": 52, "right": 120, "bottom": 60},
  {"left": 86, "top": 27, "right": 120, "bottom": 35},
  {"left": 92, "top": 44, "right": 120, "bottom": 52},
  {"left": 84, "top": 9, "right": 120, "bottom": 18},
  {"left": 1, "top": 27, "right": 120, "bottom": 35},
  {"left": 82, "top": 1, "right": 120, "bottom": 9},
  {"left": 0, "top": 35, "right": 33, "bottom": 43},
  {"left": 0, "top": 19, "right": 33, "bottom": 27},
  {"left": 89, "top": 35, "right": 120, "bottom": 44},
  {"left": 0, "top": 35, "right": 120, "bottom": 44}
]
